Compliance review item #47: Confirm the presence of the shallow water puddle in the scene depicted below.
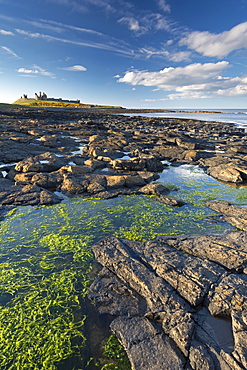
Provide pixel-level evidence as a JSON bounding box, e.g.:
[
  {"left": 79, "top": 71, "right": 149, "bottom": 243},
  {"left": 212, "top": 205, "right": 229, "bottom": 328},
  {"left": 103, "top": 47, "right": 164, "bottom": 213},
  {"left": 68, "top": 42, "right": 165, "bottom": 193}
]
[
  {"left": 197, "top": 307, "right": 234, "bottom": 351},
  {"left": 0, "top": 164, "right": 247, "bottom": 368}
]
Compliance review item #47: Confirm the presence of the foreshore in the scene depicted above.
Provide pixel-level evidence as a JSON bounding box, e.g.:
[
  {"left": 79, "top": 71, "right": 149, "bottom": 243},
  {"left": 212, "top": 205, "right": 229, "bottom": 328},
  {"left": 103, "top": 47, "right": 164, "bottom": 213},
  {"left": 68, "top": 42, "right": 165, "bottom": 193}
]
[
  {"left": 0, "top": 105, "right": 246, "bottom": 210},
  {"left": 1, "top": 105, "right": 247, "bottom": 369}
]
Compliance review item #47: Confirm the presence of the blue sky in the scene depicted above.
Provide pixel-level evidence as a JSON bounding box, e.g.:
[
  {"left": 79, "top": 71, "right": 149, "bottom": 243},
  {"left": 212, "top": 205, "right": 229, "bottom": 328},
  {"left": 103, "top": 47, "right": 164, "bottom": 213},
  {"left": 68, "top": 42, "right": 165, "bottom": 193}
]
[{"left": 0, "top": 0, "right": 247, "bottom": 108}]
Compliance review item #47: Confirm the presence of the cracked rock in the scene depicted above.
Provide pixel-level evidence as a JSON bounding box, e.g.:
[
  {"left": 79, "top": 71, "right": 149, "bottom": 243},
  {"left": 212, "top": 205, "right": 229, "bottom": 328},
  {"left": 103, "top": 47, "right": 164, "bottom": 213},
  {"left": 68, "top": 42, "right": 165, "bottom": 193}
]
[{"left": 89, "top": 235, "right": 247, "bottom": 369}]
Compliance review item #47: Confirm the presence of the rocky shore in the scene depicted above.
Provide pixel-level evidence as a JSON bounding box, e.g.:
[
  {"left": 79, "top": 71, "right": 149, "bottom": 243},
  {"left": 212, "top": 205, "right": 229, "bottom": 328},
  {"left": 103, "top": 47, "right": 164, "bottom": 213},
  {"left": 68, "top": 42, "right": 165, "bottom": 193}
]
[
  {"left": 89, "top": 201, "right": 247, "bottom": 369},
  {"left": 0, "top": 105, "right": 246, "bottom": 208},
  {"left": 1, "top": 105, "right": 247, "bottom": 369}
]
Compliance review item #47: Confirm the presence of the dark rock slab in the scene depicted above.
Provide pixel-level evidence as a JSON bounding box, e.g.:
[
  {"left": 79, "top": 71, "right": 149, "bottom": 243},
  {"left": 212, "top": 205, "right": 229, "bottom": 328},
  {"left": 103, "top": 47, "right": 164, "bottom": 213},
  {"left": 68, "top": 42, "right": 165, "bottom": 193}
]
[
  {"left": 207, "top": 274, "right": 247, "bottom": 368},
  {"left": 89, "top": 235, "right": 247, "bottom": 369},
  {"left": 160, "top": 232, "right": 247, "bottom": 271},
  {"left": 88, "top": 267, "right": 148, "bottom": 317},
  {"left": 110, "top": 155, "right": 164, "bottom": 174},
  {"left": 0, "top": 180, "right": 61, "bottom": 205},
  {"left": 15, "top": 152, "right": 66, "bottom": 173},
  {"left": 110, "top": 316, "right": 188, "bottom": 370},
  {"left": 206, "top": 200, "right": 247, "bottom": 231}
]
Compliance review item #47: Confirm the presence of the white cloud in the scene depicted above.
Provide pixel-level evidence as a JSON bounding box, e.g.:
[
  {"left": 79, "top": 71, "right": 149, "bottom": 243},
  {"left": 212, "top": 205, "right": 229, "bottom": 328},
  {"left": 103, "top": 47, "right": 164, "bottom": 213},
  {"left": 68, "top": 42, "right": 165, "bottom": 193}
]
[
  {"left": 60, "top": 65, "right": 87, "bottom": 71},
  {"left": 17, "top": 65, "right": 55, "bottom": 78},
  {"left": 166, "top": 39, "right": 173, "bottom": 46},
  {"left": 1, "top": 46, "right": 20, "bottom": 58},
  {"left": 17, "top": 68, "right": 39, "bottom": 74},
  {"left": 117, "top": 61, "right": 247, "bottom": 99},
  {"left": 180, "top": 21, "right": 247, "bottom": 58},
  {"left": 157, "top": 0, "right": 171, "bottom": 13},
  {"left": 118, "top": 61, "right": 230, "bottom": 88},
  {"left": 0, "top": 29, "right": 14, "bottom": 36}
]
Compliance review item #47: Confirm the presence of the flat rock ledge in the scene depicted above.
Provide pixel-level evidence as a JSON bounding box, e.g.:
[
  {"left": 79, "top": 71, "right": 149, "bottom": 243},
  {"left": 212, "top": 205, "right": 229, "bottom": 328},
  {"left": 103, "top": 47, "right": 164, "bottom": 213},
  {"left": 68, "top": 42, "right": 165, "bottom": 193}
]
[
  {"left": 88, "top": 201, "right": 247, "bottom": 369},
  {"left": 2, "top": 106, "right": 247, "bottom": 205}
]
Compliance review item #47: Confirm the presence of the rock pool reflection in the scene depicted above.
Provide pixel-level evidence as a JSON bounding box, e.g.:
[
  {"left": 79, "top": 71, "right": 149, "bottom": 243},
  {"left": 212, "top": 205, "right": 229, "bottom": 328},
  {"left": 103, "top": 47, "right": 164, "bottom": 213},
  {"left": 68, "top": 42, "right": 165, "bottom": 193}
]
[{"left": 0, "top": 163, "right": 247, "bottom": 368}]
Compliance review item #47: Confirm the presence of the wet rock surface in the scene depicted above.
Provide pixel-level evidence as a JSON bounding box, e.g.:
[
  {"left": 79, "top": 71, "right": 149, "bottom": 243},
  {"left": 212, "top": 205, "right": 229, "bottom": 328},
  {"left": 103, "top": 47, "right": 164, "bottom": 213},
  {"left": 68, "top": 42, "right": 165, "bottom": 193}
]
[
  {"left": 88, "top": 201, "right": 247, "bottom": 369},
  {"left": 89, "top": 235, "right": 246, "bottom": 369},
  {"left": 1, "top": 105, "right": 247, "bottom": 205}
]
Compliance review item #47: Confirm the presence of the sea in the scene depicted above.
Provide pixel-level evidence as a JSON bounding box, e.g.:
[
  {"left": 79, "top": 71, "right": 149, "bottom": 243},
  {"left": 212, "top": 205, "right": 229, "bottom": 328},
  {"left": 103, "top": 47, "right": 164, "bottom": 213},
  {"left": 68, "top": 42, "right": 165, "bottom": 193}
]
[{"left": 123, "top": 108, "right": 247, "bottom": 130}]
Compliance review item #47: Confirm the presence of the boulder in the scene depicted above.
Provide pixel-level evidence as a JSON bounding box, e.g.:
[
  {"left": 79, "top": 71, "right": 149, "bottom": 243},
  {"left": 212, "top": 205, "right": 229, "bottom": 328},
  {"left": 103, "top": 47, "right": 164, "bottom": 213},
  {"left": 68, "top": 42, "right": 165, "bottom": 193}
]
[
  {"left": 111, "top": 158, "right": 146, "bottom": 171},
  {"left": 138, "top": 183, "right": 170, "bottom": 195},
  {"left": 183, "top": 150, "right": 198, "bottom": 162},
  {"left": 153, "top": 196, "right": 186, "bottom": 207},
  {"left": 14, "top": 172, "right": 36, "bottom": 185},
  {"left": 15, "top": 153, "right": 65, "bottom": 173},
  {"left": 111, "top": 156, "right": 164, "bottom": 172},
  {"left": 86, "top": 174, "right": 107, "bottom": 194},
  {"left": 31, "top": 172, "right": 63, "bottom": 189},
  {"left": 176, "top": 137, "right": 197, "bottom": 150},
  {"left": 61, "top": 174, "right": 89, "bottom": 194},
  {"left": 0, "top": 180, "right": 61, "bottom": 205},
  {"left": 207, "top": 164, "right": 243, "bottom": 183},
  {"left": 105, "top": 175, "right": 126, "bottom": 189},
  {"left": 60, "top": 165, "right": 93, "bottom": 174},
  {"left": 15, "top": 157, "right": 43, "bottom": 173},
  {"left": 124, "top": 174, "right": 146, "bottom": 188}
]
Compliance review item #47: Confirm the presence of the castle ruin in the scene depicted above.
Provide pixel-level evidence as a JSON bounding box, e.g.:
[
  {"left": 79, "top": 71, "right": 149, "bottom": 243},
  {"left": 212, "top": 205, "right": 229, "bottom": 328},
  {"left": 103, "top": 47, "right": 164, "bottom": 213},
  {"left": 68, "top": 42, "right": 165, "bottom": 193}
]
[
  {"left": 34, "top": 92, "right": 80, "bottom": 104},
  {"left": 21, "top": 92, "right": 80, "bottom": 104}
]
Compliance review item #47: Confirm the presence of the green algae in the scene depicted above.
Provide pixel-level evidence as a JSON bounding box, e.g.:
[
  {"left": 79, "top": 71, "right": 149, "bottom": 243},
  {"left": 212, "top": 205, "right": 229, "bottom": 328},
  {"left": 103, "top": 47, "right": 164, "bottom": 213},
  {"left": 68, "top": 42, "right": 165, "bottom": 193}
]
[
  {"left": 95, "top": 335, "right": 131, "bottom": 370},
  {"left": 1, "top": 164, "right": 247, "bottom": 368},
  {"left": 0, "top": 270, "right": 86, "bottom": 370}
]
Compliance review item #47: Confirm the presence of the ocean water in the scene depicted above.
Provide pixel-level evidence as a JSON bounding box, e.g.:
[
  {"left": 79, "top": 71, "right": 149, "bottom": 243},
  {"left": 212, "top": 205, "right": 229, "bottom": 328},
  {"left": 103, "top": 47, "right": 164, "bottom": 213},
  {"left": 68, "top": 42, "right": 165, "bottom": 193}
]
[{"left": 124, "top": 108, "right": 247, "bottom": 129}]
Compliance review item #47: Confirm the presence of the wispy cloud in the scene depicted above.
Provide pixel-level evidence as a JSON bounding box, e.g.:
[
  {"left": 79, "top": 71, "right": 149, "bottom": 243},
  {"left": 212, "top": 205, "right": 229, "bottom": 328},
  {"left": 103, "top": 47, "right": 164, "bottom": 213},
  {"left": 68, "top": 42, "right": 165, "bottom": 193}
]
[
  {"left": 41, "top": 19, "right": 106, "bottom": 36},
  {"left": 59, "top": 65, "right": 87, "bottom": 71},
  {"left": 33, "top": 65, "right": 55, "bottom": 77},
  {"left": 116, "top": 61, "right": 247, "bottom": 100},
  {"left": 1, "top": 46, "right": 20, "bottom": 58},
  {"left": 168, "top": 51, "right": 191, "bottom": 62},
  {"left": 118, "top": 13, "right": 170, "bottom": 36},
  {"left": 0, "top": 29, "right": 14, "bottom": 36},
  {"left": 15, "top": 29, "right": 135, "bottom": 56},
  {"left": 157, "top": 0, "right": 171, "bottom": 13},
  {"left": 25, "top": 20, "right": 64, "bottom": 33},
  {"left": 180, "top": 21, "right": 247, "bottom": 58},
  {"left": 139, "top": 47, "right": 190, "bottom": 62},
  {"left": 118, "top": 17, "right": 141, "bottom": 32},
  {"left": 45, "top": 0, "right": 115, "bottom": 13},
  {"left": 17, "top": 65, "right": 55, "bottom": 78}
]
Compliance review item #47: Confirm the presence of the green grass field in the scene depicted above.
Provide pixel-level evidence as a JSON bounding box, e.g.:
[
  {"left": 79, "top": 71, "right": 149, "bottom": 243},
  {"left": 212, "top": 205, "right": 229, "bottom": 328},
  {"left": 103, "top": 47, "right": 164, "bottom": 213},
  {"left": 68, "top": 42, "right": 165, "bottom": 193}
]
[{"left": 12, "top": 98, "right": 122, "bottom": 109}]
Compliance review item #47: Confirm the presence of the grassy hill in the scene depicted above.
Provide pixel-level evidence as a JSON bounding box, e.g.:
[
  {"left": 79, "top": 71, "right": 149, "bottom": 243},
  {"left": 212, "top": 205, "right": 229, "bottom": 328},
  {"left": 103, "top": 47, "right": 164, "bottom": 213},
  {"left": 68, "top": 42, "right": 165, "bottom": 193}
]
[{"left": 12, "top": 98, "right": 123, "bottom": 109}]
